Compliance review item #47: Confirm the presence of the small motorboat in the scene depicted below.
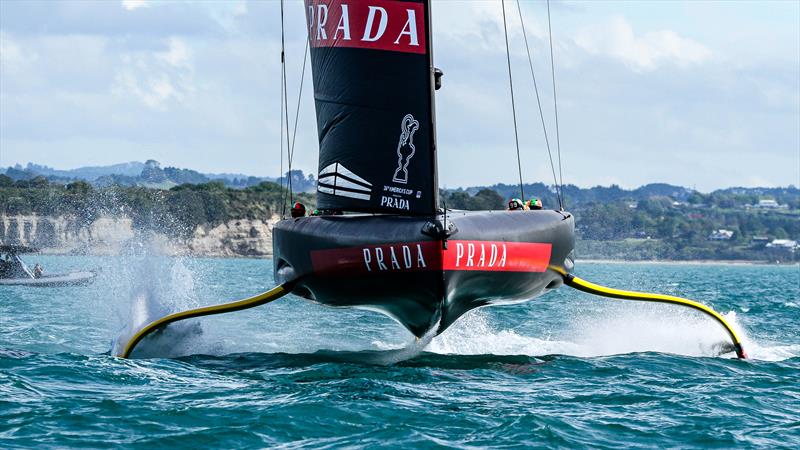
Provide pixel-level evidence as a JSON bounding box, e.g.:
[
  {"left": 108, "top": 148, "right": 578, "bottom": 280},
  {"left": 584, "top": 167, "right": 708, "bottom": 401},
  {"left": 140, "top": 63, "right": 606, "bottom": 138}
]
[{"left": 0, "top": 245, "right": 97, "bottom": 287}]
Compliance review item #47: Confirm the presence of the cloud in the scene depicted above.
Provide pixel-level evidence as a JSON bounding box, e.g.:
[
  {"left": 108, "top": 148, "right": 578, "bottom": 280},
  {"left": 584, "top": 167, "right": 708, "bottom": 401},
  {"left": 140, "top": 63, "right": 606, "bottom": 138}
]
[
  {"left": 121, "top": 0, "right": 148, "bottom": 11},
  {"left": 112, "top": 38, "right": 195, "bottom": 110},
  {"left": 119, "top": 0, "right": 247, "bottom": 33},
  {"left": 0, "top": 33, "right": 32, "bottom": 73},
  {"left": 1, "top": 1, "right": 796, "bottom": 190},
  {"left": 156, "top": 37, "right": 191, "bottom": 68},
  {"left": 574, "top": 16, "right": 712, "bottom": 72}
]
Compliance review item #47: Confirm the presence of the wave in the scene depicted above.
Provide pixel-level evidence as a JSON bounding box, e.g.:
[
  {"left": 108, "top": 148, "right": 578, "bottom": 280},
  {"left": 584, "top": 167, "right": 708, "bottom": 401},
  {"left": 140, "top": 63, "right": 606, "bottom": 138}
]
[{"left": 422, "top": 307, "right": 798, "bottom": 362}]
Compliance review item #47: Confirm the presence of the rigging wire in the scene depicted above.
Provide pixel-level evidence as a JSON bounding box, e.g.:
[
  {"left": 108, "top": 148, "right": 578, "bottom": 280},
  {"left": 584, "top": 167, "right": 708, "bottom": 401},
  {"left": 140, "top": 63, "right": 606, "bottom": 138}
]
[
  {"left": 279, "top": 0, "right": 288, "bottom": 217},
  {"left": 279, "top": 69, "right": 286, "bottom": 217},
  {"left": 281, "top": 37, "right": 293, "bottom": 206},
  {"left": 500, "top": 0, "right": 525, "bottom": 201},
  {"left": 278, "top": 0, "right": 309, "bottom": 216},
  {"left": 515, "top": 0, "right": 562, "bottom": 210},
  {"left": 546, "top": 0, "right": 565, "bottom": 209},
  {"left": 287, "top": 38, "right": 309, "bottom": 196}
]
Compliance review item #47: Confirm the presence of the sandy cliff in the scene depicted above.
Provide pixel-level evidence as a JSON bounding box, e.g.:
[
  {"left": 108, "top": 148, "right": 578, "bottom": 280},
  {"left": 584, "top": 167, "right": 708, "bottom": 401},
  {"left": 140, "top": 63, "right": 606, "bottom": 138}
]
[{"left": 0, "top": 215, "right": 278, "bottom": 257}]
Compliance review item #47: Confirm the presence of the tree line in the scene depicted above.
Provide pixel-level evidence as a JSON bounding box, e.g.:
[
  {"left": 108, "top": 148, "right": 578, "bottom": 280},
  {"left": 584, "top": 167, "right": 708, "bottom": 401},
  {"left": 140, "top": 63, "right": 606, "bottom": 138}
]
[
  {"left": 2, "top": 174, "right": 797, "bottom": 260},
  {"left": 0, "top": 175, "right": 311, "bottom": 238},
  {"left": 439, "top": 185, "right": 798, "bottom": 261}
]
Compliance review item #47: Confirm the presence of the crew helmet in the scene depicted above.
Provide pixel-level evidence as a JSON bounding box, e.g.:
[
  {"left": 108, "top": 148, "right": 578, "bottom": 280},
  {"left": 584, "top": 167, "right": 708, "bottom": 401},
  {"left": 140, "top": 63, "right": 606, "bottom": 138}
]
[
  {"left": 526, "top": 198, "right": 543, "bottom": 209},
  {"left": 508, "top": 198, "right": 524, "bottom": 210}
]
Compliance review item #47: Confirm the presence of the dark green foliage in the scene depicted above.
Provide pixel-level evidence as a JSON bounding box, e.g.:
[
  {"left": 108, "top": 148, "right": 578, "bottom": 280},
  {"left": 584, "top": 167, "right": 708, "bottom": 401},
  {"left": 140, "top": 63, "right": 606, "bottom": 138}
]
[
  {"left": 0, "top": 180, "right": 314, "bottom": 240},
  {"left": 66, "top": 181, "right": 92, "bottom": 195},
  {"left": 276, "top": 170, "right": 317, "bottom": 193},
  {"left": 163, "top": 167, "right": 209, "bottom": 185},
  {"left": 573, "top": 199, "right": 799, "bottom": 262},
  {"left": 440, "top": 189, "right": 505, "bottom": 211},
  {"left": 2, "top": 161, "right": 288, "bottom": 190},
  {"left": 1, "top": 176, "right": 797, "bottom": 261},
  {"left": 440, "top": 184, "right": 799, "bottom": 262}
]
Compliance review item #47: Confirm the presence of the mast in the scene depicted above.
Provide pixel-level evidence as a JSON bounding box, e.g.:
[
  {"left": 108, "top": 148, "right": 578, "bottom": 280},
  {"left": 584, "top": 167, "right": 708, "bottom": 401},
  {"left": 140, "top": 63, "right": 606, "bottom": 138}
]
[
  {"left": 306, "top": 0, "right": 438, "bottom": 215},
  {"left": 423, "top": 0, "right": 439, "bottom": 211}
]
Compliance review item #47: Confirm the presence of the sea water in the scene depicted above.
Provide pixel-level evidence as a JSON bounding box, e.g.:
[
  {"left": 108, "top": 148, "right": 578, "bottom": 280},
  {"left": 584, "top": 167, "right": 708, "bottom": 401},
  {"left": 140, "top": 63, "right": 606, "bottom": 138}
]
[{"left": 1, "top": 255, "right": 798, "bottom": 448}]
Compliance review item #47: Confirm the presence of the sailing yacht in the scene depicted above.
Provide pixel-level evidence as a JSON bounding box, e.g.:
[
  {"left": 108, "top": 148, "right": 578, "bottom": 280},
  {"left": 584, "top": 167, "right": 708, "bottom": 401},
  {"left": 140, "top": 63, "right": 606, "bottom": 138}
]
[
  {"left": 273, "top": 0, "right": 575, "bottom": 337},
  {"left": 117, "top": 0, "right": 745, "bottom": 360}
]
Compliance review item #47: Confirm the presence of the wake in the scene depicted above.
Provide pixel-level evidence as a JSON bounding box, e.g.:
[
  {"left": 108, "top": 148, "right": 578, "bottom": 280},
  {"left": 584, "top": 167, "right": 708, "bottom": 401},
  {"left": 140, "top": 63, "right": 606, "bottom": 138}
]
[{"left": 423, "top": 307, "right": 798, "bottom": 362}]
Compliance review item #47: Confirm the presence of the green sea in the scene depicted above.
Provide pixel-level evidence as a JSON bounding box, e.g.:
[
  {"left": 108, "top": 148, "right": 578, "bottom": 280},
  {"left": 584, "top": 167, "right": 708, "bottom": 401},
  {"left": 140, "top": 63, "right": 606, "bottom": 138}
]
[{"left": 1, "top": 255, "right": 798, "bottom": 448}]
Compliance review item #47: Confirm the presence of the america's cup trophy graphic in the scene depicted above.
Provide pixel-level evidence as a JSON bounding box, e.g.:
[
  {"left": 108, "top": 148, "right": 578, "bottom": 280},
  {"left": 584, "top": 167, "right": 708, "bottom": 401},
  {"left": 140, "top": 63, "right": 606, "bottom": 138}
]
[{"left": 392, "top": 114, "right": 420, "bottom": 184}]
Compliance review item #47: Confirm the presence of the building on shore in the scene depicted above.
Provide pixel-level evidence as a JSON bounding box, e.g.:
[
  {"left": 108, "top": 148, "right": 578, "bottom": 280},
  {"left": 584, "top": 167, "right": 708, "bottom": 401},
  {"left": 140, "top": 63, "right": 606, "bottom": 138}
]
[
  {"left": 766, "top": 239, "right": 799, "bottom": 252},
  {"left": 708, "top": 229, "right": 734, "bottom": 241},
  {"left": 753, "top": 199, "right": 789, "bottom": 209}
]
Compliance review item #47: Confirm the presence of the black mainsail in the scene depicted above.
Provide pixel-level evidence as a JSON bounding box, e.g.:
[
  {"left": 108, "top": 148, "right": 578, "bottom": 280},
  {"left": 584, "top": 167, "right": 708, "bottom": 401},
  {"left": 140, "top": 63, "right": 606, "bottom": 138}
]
[{"left": 306, "top": 0, "right": 437, "bottom": 214}]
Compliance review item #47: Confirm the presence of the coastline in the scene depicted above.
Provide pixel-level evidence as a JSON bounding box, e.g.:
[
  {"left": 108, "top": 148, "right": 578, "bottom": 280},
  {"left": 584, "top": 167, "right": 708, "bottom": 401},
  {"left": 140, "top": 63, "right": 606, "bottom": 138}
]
[
  {"left": 0, "top": 214, "right": 279, "bottom": 258},
  {"left": 3, "top": 214, "right": 795, "bottom": 264}
]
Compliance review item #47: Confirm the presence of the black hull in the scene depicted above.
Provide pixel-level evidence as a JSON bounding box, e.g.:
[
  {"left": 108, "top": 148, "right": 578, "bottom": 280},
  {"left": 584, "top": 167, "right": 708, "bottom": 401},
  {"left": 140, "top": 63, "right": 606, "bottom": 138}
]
[{"left": 273, "top": 210, "right": 574, "bottom": 337}]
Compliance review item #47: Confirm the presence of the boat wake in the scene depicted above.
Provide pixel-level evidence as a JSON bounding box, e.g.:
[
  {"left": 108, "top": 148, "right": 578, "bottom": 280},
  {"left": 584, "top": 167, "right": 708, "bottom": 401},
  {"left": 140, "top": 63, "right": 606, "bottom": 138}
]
[
  {"left": 367, "top": 325, "right": 438, "bottom": 365},
  {"left": 423, "top": 307, "right": 798, "bottom": 362}
]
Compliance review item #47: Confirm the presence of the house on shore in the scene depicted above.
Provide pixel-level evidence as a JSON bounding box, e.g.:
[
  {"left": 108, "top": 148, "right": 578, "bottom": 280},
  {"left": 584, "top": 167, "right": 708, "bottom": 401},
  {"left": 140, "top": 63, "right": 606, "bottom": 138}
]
[
  {"left": 766, "top": 239, "right": 798, "bottom": 249},
  {"left": 752, "top": 199, "right": 789, "bottom": 209},
  {"left": 708, "top": 229, "right": 734, "bottom": 241}
]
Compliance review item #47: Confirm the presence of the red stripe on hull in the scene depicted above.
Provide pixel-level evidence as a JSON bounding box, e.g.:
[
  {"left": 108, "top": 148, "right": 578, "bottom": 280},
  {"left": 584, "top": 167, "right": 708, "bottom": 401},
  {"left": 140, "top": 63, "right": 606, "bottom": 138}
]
[
  {"left": 444, "top": 241, "right": 551, "bottom": 272},
  {"left": 310, "top": 240, "right": 552, "bottom": 275}
]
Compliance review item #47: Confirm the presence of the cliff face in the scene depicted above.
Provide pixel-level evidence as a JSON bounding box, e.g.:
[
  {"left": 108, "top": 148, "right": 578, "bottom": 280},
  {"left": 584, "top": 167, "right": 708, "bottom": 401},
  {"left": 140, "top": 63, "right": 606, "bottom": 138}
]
[
  {"left": 186, "top": 219, "right": 275, "bottom": 257},
  {"left": 0, "top": 215, "right": 278, "bottom": 257}
]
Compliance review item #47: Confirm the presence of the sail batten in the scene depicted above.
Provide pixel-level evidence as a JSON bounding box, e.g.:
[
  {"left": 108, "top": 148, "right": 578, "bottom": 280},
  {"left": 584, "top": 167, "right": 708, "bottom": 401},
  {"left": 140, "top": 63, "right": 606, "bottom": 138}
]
[{"left": 306, "top": 0, "right": 437, "bottom": 215}]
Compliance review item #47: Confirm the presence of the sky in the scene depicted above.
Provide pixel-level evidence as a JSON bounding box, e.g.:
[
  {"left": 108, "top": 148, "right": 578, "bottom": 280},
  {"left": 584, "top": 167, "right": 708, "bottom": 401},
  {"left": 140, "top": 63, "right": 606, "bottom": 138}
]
[{"left": 0, "top": 0, "right": 798, "bottom": 191}]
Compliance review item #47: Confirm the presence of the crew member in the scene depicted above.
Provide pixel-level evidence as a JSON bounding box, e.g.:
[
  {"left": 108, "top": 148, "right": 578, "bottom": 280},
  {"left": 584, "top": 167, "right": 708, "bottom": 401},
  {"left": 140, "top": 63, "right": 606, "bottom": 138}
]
[
  {"left": 508, "top": 198, "right": 525, "bottom": 211},
  {"left": 290, "top": 202, "right": 306, "bottom": 218},
  {"left": 526, "top": 198, "right": 543, "bottom": 210},
  {"left": 33, "top": 263, "right": 43, "bottom": 278}
]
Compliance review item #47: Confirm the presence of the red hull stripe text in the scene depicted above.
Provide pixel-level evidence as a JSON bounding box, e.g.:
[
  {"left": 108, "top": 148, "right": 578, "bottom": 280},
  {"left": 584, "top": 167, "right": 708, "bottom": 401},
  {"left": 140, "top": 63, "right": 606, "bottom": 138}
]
[
  {"left": 306, "top": 0, "right": 426, "bottom": 54},
  {"left": 311, "top": 241, "right": 439, "bottom": 275},
  {"left": 310, "top": 240, "right": 552, "bottom": 275},
  {"left": 443, "top": 241, "right": 551, "bottom": 272}
]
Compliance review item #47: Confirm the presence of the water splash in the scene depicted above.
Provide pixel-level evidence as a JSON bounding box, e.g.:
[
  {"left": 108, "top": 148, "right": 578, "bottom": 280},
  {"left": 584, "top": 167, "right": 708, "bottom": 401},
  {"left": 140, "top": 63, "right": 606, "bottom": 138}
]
[
  {"left": 365, "top": 324, "right": 438, "bottom": 364},
  {"left": 100, "top": 246, "right": 797, "bottom": 363},
  {"left": 424, "top": 305, "right": 797, "bottom": 361},
  {"left": 426, "top": 309, "right": 583, "bottom": 356},
  {"left": 109, "top": 235, "right": 207, "bottom": 358}
]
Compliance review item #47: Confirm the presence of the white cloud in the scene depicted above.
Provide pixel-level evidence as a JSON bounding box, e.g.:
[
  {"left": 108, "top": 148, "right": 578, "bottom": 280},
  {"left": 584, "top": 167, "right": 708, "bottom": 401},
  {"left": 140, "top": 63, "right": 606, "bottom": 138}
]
[
  {"left": 206, "top": 0, "right": 248, "bottom": 32},
  {"left": 575, "top": 16, "right": 712, "bottom": 72},
  {"left": 112, "top": 38, "right": 195, "bottom": 110},
  {"left": 2, "top": 1, "right": 796, "bottom": 189},
  {"left": 121, "top": 0, "right": 149, "bottom": 11},
  {"left": 433, "top": 1, "right": 544, "bottom": 54},
  {"left": 156, "top": 37, "right": 191, "bottom": 68},
  {"left": 120, "top": 0, "right": 247, "bottom": 32},
  {"left": 0, "top": 33, "right": 34, "bottom": 73},
  {"left": 113, "top": 72, "right": 180, "bottom": 110}
]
